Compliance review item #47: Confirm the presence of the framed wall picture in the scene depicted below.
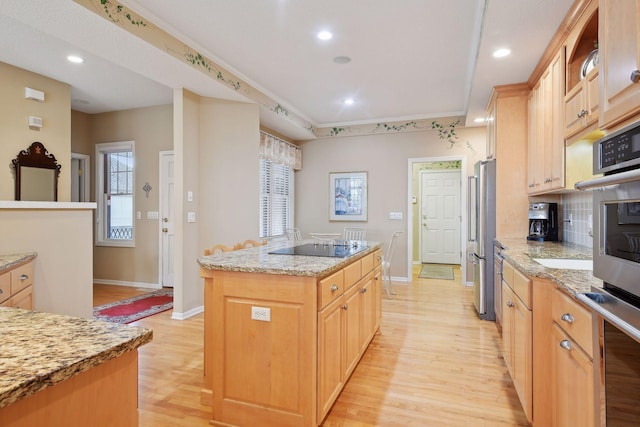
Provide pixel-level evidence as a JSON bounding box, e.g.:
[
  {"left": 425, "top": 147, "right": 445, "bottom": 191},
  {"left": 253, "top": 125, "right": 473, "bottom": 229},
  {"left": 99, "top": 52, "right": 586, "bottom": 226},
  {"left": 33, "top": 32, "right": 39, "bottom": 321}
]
[{"left": 329, "top": 171, "right": 367, "bottom": 221}]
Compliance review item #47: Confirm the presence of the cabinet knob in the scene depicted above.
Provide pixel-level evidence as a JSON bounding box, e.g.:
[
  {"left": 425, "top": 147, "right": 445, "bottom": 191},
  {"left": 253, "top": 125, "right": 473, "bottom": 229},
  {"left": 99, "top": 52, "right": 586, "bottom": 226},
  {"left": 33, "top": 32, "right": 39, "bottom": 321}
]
[
  {"left": 342, "top": 305, "right": 348, "bottom": 310},
  {"left": 19, "top": 274, "right": 28, "bottom": 281},
  {"left": 631, "top": 69, "right": 640, "bottom": 83},
  {"left": 330, "top": 284, "right": 339, "bottom": 292},
  {"left": 559, "top": 339, "right": 572, "bottom": 351},
  {"left": 376, "top": 256, "right": 382, "bottom": 261},
  {"left": 506, "top": 300, "right": 514, "bottom": 307},
  {"left": 561, "top": 313, "right": 574, "bottom": 323},
  {"left": 577, "top": 109, "right": 588, "bottom": 118},
  {"left": 361, "top": 288, "right": 367, "bottom": 294}
]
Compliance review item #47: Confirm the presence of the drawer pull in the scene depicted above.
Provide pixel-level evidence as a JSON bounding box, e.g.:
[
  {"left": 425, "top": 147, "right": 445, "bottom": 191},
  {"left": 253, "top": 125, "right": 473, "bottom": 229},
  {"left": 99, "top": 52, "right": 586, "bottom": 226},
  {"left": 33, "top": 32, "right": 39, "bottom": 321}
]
[
  {"left": 631, "top": 69, "right": 640, "bottom": 84},
  {"left": 342, "top": 305, "right": 348, "bottom": 310},
  {"left": 361, "top": 288, "right": 367, "bottom": 294},
  {"left": 376, "top": 256, "right": 382, "bottom": 261},
  {"left": 19, "top": 274, "right": 29, "bottom": 281},
  {"left": 330, "top": 284, "right": 339, "bottom": 292},
  {"left": 577, "top": 109, "right": 588, "bottom": 119},
  {"left": 560, "top": 339, "right": 572, "bottom": 351},
  {"left": 506, "top": 300, "right": 514, "bottom": 308},
  {"left": 0, "top": 289, "right": 3, "bottom": 295},
  {"left": 561, "top": 313, "right": 574, "bottom": 323}
]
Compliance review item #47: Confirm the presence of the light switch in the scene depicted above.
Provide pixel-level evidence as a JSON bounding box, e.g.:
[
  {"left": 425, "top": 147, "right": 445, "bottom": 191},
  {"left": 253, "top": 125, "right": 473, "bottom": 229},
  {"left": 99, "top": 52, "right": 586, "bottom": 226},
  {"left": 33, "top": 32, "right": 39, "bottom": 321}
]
[
  {"left": 136, "top": 211, "right": 141, "bottom": 220},
  {"left": 187, "top": 191, "right": 193, "bottom": 202},
  {"left": 389, "top": 212, "right": 403, "bottom": 220},
  {"left": 147, "top": 211, "right": 159, "bottom": 220},
  {"left": 187, "top": 212, "right": 196, "bottom": 223}
]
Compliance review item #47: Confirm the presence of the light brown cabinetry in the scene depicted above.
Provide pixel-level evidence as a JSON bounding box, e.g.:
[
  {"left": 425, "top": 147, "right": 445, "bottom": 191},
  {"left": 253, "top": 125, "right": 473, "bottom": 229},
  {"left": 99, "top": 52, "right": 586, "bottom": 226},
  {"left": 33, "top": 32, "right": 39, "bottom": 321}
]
[
  {"left": 528, "top": 49, "right": 566, "bottom": 195},
  {"left": 202, "top": 248, "right": 382, "bottom": 427},
  {"left": 599, "top": 0, "right": 640, "bottom": 130},
  {"left": 486, "top": 85, "right": 530, "bottom": 238},
  {"left": 0, "top": 260, "right": 34, "bottom": 310},
  {"left": 501, "top": 261, "right": 533, "bottom": 422},
  {"left": 532, "top": 279, "right": 596, "bottom": 427},
  {"left": 564, "top": 0, "right": 599, "bottom": 140}
]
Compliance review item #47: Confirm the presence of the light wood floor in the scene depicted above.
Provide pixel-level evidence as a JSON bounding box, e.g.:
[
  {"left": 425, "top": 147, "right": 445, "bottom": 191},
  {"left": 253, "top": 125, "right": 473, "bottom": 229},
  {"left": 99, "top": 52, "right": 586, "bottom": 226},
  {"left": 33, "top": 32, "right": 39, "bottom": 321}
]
[{"left": 94, "top": 266, "right": 528, "bottom": 426}]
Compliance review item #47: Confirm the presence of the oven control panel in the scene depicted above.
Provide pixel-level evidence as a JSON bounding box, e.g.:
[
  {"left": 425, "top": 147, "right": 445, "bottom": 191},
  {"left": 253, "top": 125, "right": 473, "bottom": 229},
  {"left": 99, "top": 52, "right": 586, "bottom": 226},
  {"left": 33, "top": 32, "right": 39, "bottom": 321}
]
[{"left": 595, "top": 120, "right": 640, "bottom": 174}]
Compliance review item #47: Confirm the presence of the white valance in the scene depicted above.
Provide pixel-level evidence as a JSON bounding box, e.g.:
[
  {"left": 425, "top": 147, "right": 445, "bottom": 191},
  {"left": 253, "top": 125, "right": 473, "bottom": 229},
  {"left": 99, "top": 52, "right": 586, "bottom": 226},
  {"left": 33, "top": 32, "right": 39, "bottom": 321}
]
[{"left": 259, "top": 132, "right": 302, "bottom": 170}]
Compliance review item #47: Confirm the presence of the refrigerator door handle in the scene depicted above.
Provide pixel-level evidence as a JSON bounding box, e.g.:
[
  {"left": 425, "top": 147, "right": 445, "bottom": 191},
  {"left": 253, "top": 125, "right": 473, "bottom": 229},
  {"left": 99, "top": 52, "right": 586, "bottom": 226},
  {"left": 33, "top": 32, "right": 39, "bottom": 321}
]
[{"left": 467, "top": 175, "right": 476, "bottom": 242}]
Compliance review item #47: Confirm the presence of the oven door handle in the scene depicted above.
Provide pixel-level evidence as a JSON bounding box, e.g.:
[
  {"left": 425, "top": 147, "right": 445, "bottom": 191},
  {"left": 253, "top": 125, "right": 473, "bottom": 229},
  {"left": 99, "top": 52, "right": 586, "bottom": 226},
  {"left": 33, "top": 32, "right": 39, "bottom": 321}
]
[
  {"left": 575, "top": 168, "right": 640, "bottom": 190},
  {"left": 577, "top": 292, "right": 640, "bottom": 343}
]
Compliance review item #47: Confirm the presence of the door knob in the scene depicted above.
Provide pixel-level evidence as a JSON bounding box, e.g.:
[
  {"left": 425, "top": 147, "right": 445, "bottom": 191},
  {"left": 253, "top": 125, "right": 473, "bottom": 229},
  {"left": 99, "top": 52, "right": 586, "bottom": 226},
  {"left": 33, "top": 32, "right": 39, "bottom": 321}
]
[
  {"left": 162, "top": 228, "right": 168, "bottom": 233},
  {"left": 163, "top": 217, "right": 169, "bottom": 223}
]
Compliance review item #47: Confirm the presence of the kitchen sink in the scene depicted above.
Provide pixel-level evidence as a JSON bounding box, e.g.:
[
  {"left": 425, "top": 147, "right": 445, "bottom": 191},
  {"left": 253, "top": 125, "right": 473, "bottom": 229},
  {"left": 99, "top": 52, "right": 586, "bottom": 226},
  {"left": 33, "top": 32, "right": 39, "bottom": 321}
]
[{"left": 532, "top": 258, "right": 593, "bottom": 270}]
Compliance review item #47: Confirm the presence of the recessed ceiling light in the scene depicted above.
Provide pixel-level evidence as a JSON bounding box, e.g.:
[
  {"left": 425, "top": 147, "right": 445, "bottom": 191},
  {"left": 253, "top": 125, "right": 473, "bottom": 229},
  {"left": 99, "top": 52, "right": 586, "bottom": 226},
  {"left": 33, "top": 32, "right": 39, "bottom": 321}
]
[
  {"left": 474, "top": 117, "right": 485, "bottom": 123},
  {"left": 344, "top": 98, "right": 355, "bottom": 105},
  {"left": 67, "top": 55, "right": 84, "bottom": 64},
  {"left": 493, "top": 48, "right": 511, "bottom": 58},
  {"left": 317, "top": 31, "right": 333, "bottom": 41},
  {"left": 333, "top": 56, "right": 351, "bottom": 64}
]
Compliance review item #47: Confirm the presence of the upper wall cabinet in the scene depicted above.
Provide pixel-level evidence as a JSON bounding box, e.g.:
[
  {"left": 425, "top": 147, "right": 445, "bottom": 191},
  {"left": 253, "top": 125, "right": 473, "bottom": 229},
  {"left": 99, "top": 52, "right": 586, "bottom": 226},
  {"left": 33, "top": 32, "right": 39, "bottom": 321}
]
[
  {"left": 599, "top": 0, "right": 640, "bottom": 130},
  {"left": 564, "top": 0, "right": 599, "bottom": 140},
  {"left": 528, "top": 49, "right": 566, "bottom": 195}
]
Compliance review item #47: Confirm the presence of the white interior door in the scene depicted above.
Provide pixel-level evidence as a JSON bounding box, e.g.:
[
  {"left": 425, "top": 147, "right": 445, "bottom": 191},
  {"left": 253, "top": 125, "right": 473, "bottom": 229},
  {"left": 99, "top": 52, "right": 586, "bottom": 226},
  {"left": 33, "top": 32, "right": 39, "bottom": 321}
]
[
  {"left": 420, "top": 170, "right": 461, "bottom": 264},
  {"left": 70, "top": 153, "right": 90, "bottom": 202},
  {"left": 160, "top": 151, "right": 175, "bottom": 287}
]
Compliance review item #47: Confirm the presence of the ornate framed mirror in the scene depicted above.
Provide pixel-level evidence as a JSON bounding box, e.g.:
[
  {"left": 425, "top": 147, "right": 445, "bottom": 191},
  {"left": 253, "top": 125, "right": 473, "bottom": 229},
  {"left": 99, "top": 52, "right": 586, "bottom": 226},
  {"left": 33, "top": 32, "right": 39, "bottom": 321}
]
[{"left": 12, "top": 142, "right": 61, "bottom": 201}]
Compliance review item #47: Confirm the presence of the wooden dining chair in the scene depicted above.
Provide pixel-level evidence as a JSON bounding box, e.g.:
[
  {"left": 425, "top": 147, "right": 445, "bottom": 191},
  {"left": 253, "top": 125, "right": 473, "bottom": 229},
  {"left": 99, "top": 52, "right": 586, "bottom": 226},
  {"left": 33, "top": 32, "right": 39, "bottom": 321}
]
[
  {"left": 286, "top": 228, "right": 302, "bottom": 241},
  {"left": 204, "top": 244, "right": 234, "bottom": 256},
  {"left": 237, "top": 239, "right": 267, "bottom": 249}
]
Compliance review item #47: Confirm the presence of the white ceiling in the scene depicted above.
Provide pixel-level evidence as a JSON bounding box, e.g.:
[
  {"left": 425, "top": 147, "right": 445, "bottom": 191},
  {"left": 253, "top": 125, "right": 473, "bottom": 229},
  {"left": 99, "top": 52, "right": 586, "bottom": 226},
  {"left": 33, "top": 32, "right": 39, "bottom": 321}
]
[{"left": 0, "top": 0, "right": 574, "bottom": 141}]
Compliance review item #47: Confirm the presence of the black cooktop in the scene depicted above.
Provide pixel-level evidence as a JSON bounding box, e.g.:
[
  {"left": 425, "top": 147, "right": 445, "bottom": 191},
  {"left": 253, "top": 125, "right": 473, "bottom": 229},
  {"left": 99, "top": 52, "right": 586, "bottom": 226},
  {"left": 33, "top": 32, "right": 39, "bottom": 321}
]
[{"left": 268, "top": 242, "right": 368, "bottom": 258}]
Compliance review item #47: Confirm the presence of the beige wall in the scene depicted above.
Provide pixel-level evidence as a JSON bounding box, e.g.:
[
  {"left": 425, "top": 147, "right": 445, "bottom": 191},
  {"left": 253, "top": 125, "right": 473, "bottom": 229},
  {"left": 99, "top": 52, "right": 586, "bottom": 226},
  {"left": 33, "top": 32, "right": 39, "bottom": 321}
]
[
  {"left": 0, "top": 204, "right": 94, "bottom": 318},
  {"left": 296, "top": 127, "right": 486, "bottom": 281},
  {"left": 0, "top": 62, "right": 71, "bottom": 201},
  {"left": 89, "top": 105, "right": 173, "bottom": 285}
]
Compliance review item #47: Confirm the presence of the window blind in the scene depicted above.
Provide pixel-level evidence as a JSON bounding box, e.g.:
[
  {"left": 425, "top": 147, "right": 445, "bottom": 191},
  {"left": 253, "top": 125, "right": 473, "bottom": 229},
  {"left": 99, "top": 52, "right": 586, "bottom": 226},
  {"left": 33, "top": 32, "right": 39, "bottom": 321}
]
[{"left": 260, "top": 158, "right": 294, "bottom": 238}]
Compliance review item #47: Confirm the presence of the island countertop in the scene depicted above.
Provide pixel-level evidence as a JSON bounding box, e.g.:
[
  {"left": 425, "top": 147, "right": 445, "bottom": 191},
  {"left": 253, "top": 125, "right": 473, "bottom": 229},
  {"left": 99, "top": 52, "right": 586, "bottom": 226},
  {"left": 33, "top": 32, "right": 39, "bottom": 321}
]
[
  {"left": 496, "top": 237, "right": 603, "bottom": 295},
  {"left": 197, "top": 240, "right": 382, "bottom": 277},
  {"left": 0, "top": 307, "right": 152, "bottom": 409},
  {"left": 0, "top": 252, "right": 37, "bottom": 274}
]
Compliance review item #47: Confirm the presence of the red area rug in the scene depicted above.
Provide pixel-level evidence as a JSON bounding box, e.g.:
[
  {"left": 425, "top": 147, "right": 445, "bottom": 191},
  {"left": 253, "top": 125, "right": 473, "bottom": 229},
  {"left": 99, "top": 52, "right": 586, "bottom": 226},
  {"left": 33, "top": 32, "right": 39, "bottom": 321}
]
[{"left": 93, "top": 288, "right": 173, "bottom": 324}]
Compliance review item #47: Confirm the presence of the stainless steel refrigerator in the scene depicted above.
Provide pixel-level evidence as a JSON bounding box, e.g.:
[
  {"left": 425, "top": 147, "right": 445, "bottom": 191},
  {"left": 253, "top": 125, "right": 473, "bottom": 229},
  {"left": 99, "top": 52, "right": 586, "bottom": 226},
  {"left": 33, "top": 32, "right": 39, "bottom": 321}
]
[{"left": 467, "top": 159, "right": 496, "bottom": 321}]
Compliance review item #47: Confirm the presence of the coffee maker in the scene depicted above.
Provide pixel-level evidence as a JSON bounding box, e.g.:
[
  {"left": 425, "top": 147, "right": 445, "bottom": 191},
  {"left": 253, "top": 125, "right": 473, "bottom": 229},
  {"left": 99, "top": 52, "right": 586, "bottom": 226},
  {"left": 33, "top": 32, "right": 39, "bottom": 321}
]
[{"left": 527, "top": 202, "right": 559, "bottom": 241}]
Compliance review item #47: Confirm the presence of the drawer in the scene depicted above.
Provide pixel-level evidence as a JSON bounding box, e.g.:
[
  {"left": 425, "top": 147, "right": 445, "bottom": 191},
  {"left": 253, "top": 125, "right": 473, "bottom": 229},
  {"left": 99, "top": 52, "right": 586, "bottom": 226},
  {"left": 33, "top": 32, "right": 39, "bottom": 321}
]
[
  {"left": 318, "top": 269, "right": 344, "bottom": 309},
  {"left": 512, "top": 266, "right": 532, "bottom": 310},
  {"left": 0, "top": 272, "right": 10, "bottom": 304},
  {"left": 502, "top": 261, "right": 515, "bottom": 288},
  {"left": 552, "top": 286, "right": 593, "bottom": 357},
  {"left": 361, "top": 253, "right": 374, "bottom": 274},
  {"left": 372, "top": 249, "right": 382, "bottom": 267},
  {"left": 344, "top": 260, "right": 361, "bottom": 289},
  {"left": 11, "top": 262, "right": 33, "bottom": 295}
]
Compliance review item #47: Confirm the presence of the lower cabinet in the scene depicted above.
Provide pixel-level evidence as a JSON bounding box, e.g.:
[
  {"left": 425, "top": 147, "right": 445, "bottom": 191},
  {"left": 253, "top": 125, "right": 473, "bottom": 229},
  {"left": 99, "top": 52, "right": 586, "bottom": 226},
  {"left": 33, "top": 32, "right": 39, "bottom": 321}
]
[
  {"left": 501, "top": 261, "right": 533, "bottom": 422},
  {"left": 0, "top": 260, "right": 34, "bottom": 309},
  {"left": 317, "top": 261, "right": 382, "bottom": 422}
]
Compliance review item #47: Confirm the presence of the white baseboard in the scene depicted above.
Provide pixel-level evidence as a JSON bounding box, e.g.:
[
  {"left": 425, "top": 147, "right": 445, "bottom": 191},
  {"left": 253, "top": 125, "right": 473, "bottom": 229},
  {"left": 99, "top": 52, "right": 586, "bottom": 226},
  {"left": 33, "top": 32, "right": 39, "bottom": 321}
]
[
  {"left": 93, "top": 279, "right": 162, "bottom": 290},
  {"left": 171, "top": 305, "right": 204, "bottom": 320},
  {"left": 391, "top": 276, "right": 409, "bottom": 283},
  {"left": 465, "top": 281, "right": 474, "bottom": 287}
]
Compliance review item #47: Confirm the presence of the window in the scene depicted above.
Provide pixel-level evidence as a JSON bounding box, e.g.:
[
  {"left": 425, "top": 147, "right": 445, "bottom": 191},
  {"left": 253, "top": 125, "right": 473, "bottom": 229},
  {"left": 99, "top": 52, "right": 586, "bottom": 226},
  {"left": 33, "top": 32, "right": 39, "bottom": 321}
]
[
  {"left": 96, "top": 141, "right": 135, "bottom": 247},
  {"left": 259, "top": 158, "right": 294, "bottom": 238}
]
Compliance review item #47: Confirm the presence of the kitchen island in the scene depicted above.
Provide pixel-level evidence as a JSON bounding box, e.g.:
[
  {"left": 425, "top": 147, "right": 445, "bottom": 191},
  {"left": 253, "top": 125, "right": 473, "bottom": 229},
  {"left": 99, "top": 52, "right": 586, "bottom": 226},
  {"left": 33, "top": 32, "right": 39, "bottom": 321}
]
[
  {"left": 198, "top": 240, "right": 383, "bottom": 427},
  {"left": 0, "top": 307, "right": 152, "bottom": 427}
]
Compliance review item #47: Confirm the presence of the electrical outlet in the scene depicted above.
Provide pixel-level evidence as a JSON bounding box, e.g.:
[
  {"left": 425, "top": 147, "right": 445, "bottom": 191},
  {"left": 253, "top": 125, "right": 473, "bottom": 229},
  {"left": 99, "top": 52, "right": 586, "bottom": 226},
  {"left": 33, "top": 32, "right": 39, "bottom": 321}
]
[{"left": 251, "top": 306, "right": 271, "bottom": 322}]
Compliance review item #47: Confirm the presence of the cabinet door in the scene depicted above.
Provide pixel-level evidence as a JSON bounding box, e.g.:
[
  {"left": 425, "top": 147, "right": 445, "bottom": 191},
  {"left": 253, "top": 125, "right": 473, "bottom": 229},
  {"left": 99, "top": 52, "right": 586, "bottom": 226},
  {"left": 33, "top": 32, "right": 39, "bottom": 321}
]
[
  {"left": 600, "top": 0, "right": 640, "bottom": 129},
  {"left": 10, "top": 286, "right": 33, "bottom": 310},
  {"left": 551, "top": 324, "right": 594, "bottom": 427},
  {"left": 545, "top": 49, "right": 566, "bottom": 192},
  {"left": 317, "top": 297, "right": 344, "bottom": 421},
  {"left": 527, "top": 84, "right": 542, "bottom": 193},
  {"left": 361, "top": 274, "right": 375, "bottom": 350},
  {"left": 373, "top": 267, "right": 382, "bottom": 331},
  {"left": 502, "top": 284, "right": 515, "bottom": 374},
  {"left": 565, "top": 81, "right": 587, "bottom": 137},
  {"left": 343, "top": 284, "right": 362, "bottom": 379},
  {"left": 486, "top": 98, "right": 497, "bottom": 159}
]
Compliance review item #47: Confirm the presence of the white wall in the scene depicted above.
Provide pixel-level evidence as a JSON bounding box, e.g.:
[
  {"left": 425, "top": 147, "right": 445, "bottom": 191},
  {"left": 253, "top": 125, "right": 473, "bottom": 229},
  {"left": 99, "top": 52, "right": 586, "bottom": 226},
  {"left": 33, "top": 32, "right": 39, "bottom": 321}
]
[{"left": 0, "top": 203, "right": 95, "bottom": 318}]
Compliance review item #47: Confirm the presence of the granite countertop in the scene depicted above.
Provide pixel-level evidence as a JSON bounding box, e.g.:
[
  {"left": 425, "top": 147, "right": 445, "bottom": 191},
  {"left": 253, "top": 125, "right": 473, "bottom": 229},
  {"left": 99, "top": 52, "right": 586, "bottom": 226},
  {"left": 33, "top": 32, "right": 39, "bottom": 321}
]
[
  {"left": 198, "top": 240, "right": 382, "bottom": 278},
  {"left": 0, "top": 252, "right": 37, "bottom": 274},
  {"left": 0, "top": 308, "right": 152, "bottom": 409},
  {"left": 496, "top": 237, "right": 603, "bottom": 295}
]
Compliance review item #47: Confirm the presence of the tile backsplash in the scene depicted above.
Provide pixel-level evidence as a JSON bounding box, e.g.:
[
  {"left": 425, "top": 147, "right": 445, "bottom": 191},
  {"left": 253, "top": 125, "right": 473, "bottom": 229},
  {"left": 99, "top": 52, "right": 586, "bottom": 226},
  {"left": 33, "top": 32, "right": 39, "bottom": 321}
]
[{"left": 561, "top": 191, "right": 593, "bottom": 248}]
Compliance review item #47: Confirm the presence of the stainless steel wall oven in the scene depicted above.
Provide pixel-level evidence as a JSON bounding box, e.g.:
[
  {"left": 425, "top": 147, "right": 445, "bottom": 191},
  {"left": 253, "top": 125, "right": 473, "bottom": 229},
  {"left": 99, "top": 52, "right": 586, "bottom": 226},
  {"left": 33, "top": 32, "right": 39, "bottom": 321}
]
[{"left": 576, "top": 119, "right": 640, "bottom": 426}]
